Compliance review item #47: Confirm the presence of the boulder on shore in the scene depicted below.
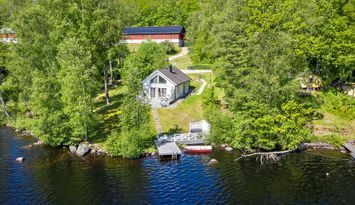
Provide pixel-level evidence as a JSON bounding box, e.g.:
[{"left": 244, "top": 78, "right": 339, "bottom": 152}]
[
  {"left": 97, "top": 149, "right": 104, "bottom": 155},
  {"left": 16, "top": 157, "right": 25, "bottom": 162},
  {"left": 33, "top": 141, "right": 43, "bottom": 146},
  {"left": 302, "top": 142, "right": 335, "bottom": 149},
  {"left": 22, "top": 131, "right": 33, "bottom": 136},
  {"left": 69, "top": 145, "right": 77, "bottom": 154},
  {"left": 208, "top": 159, "right": 218, "bottom": 166},
  {"left": 76, "top": 143, "right": 90, "bottom": 157},
  {"left": 220, "top": 144, "right": 228, "bottom": 148},
  {"left": 225, "top": 147, "right": 233, "bottom": 152}
]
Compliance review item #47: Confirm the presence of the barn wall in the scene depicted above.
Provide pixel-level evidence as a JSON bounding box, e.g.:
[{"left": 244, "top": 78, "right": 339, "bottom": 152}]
[{"left": 122, "top": 33, "right": 184, "bottom": 46}]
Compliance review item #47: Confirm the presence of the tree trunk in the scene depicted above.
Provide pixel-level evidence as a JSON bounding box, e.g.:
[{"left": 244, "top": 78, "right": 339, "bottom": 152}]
[
  {"left": 80, "top": 70, "right": 88, "bottom": 141},
  {"left": 109, "top": 60, "right": 113, "bottom": 85},
  {"left": 0, "top": 92, "right": 13, "bottom": 121},
  {"left": 104, "top": 65, "right": 110, "bottom": 105}
]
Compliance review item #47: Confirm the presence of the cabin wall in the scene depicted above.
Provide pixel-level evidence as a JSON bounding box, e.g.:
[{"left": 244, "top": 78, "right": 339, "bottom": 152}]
[
  {"left": 142, "top": 73, "right": 176, "bottom": 103},
  {"left": 184, "top": 82, "right": 189, "bottom": 94},
  {"left": 176, "top": 83, "right": 184, "bottom": 99}
]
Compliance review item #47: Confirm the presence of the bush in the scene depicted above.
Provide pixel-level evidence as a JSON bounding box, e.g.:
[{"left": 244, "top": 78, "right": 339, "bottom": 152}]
[
  {"left": 311, "top": 134, "right": 346, "bottom": 148},
  {"left": 193, "top": 64, "right": 212, "bottom": 70},
  {"left": 161, "top": 41, "right": 178, "bottom": 55},
  {"left": 104, "top": 95, "right": 155, "bottom": 158},
  {"left": 320, "top": 90, "right": 355, "bottom": 120}
]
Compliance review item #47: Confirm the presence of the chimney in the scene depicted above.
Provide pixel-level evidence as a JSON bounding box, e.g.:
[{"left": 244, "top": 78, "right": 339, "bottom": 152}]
[{"left": 169, "top": 64, "right": 173, "bottom": 72}]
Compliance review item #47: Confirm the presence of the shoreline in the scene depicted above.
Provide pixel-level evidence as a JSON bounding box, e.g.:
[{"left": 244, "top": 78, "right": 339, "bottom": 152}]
[{"left": 3, "top": 123, "right": 353, "bottom": 160}]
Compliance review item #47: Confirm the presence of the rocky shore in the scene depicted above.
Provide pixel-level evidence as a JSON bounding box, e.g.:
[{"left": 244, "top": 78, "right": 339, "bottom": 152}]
[
  {"left": 6, "top": 123, "right": 354, "bottom": 160},
  {"left": 69, "top": 143, "right": 108, "bottom": 157}
]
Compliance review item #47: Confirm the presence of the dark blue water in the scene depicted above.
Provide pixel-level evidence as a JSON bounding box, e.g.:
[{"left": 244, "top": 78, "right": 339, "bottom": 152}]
[{"left": 0, "top": 127, "right": 354, "bottom": 205}]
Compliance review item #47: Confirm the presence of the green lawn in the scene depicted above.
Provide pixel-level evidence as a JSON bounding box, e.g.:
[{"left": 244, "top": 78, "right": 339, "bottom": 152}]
[
  {"left": 312, "top": 109, "right": 355, "bottom": 139},
  {"left": 127, "top": 43, "right": 181, "bottom": 56},
  {"left": 157, "top": 74, "right": 211, "bottom": 133},
  {"left": 92, "top": 85, "right": 127, "bottom": 143},
  {"left": 309, "top": 91, "right": 355, "bottom": 145},
  {"left": 170, "top": 53, "right": 192, "bottom": 69},
  {"left": 157, "top": 95, "right": 204, "bottom": 133},
  {"left": 92, "top": 85, "right": 158, "bottom": 145},
  {"left": 126, "top": 43, "right": 142, "bottom": 52}
]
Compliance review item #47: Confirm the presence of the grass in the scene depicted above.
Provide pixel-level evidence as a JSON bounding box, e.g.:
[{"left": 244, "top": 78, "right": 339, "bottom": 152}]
[
  {"left": 312, "top": 109, "right": 355, "bottom": 139},
  {"left": 126, "top": 44, "right": 142, "bottom": 52},
  {"left": 127, "top": 43, "right": 181, "bottom": 56},
  {"left": 170, "top": 52, "right": 192, "bottom": 69},
  {"left": 91, "top": 85, "right": 128, "bottom": 144},
  {"left": 157, "top": 74, "right": 210, "bottom": 133},
  {"left": 157, "top": 95, "right": 204, "bottom": 133},
  {"left": 310, "top": 91, "right": 355, "bottom": 145}
]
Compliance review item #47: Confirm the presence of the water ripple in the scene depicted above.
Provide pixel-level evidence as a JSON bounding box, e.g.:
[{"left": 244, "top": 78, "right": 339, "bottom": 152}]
[{"left": 1, "top": 128, "right": 355, "bottom": 205}]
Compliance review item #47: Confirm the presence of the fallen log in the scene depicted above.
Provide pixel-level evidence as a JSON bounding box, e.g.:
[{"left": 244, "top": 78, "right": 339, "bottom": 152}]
[{"left": 235, "top": 150, "right": 295, "bottom": 163}]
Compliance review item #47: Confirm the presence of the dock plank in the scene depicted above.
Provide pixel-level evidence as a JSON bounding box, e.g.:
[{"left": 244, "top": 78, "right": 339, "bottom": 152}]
[
  {"left": 156, "top": 142, "right": 182, "bottom": 156},
  {"left": 344, "top": 143, "right": 355, "bottom": 153}
]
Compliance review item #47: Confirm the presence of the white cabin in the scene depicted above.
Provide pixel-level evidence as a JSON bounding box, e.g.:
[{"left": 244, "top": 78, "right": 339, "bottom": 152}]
[{"left": 142, "top": 66, "right": 191, "bottom": 107}]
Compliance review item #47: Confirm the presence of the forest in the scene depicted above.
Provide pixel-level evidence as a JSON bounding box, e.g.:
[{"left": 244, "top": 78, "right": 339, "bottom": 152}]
[{"left": 0, "top": 0, "right": 354, "bottom": 158}]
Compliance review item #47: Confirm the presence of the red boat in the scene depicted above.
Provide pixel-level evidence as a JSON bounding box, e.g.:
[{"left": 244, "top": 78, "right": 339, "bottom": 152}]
[{"left": 184, "top": 145, "right": 213, "bottom": 154}]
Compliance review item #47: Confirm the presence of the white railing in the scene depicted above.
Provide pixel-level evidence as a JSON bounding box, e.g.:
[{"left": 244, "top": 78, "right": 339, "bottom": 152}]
[{"left": 156, "top": 132, "right": 204, "bottom": 144}]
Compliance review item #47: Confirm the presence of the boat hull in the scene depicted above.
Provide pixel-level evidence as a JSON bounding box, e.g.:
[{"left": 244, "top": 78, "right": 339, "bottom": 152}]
[{"left": 184, "top": 146, "right": 213, "bottom": 154}]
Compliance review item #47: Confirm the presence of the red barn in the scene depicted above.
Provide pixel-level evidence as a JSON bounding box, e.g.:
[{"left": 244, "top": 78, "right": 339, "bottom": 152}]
[
  {"left": 0, "top": 28, "right": 16, "bottom": 43},
  {"left": 122, "top": 26, "right": 185, "bottom": 47}
]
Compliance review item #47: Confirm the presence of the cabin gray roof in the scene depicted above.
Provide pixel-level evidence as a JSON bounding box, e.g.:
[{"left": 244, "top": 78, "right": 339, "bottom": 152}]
[
  {"left": 123, "top": 26, "right": 185, "bottom": 35},
  {"left": 159, "top": 67, "right": 191, "bottom": 85}
]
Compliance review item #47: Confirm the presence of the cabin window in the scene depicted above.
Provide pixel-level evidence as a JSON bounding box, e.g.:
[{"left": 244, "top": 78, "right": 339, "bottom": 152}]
[
  {"left": 158, "top": 88, "right": 167, "bottom": 97},
  {"left": 150, "top": 88, "right": 156, "bottom": 98},
  {"left": 150, "top": 76, "right": 158, "bottom": 83},
  {"left": 159, "top": 76, "right": 167, "bottom": 84}
]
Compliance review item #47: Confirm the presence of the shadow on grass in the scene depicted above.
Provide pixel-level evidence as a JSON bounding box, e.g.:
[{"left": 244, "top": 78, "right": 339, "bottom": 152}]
[
  {"left": 165, "top": 124, "right": 184, "bottom": 135},
  {"left": 91, "top": 88, "right": 126, "bottom": 143}
]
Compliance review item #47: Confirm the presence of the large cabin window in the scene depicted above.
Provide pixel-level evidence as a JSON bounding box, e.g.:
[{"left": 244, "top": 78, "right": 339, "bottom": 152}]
[
  {"left": 150, "top": 88, "right": 156, "bottom": 98},
  {"left": 159, "top": 76, "right": 166, "bottom": 84},
  {"left": 150, "top": 76, "right": 158, "bottom": 83}
]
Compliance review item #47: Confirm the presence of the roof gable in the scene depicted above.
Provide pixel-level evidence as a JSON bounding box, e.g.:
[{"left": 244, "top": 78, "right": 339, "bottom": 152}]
[
  {"left": 123, "top": 26, "right": 185, "bottom": 35},
  {"left": 142, "top": 70, "right": 176, "bottom": 86},
  {"left": 142, "top": 67, "right": 191, "bottom": 86}
]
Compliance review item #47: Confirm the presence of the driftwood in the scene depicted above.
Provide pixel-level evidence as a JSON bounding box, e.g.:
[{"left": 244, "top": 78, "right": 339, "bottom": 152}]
[{"left": 235, "top": 150, "right": 294, "bottom": 163}]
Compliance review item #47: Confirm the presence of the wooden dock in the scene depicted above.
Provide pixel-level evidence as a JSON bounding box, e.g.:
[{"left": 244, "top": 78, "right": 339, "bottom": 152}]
[
  {"left": 155, "top": 141, "right": 182, "bottom": 158},
  {"left": 344, "top": 142, "right": 355, "bottom": 160},
  {"left": 344, "top": 142, "right": 355, "bottom": 153}
]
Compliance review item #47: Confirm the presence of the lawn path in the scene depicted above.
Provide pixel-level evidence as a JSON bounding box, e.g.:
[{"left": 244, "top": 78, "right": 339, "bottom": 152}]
[
  {"left": 152, "top": 109, "right": 163, "bottom": 134},
  {"left": 169, "top": 47, "right": 189, "bottom": 61},
  {"left": 196, "top": 79, "right": 207, "bottom": 95}
]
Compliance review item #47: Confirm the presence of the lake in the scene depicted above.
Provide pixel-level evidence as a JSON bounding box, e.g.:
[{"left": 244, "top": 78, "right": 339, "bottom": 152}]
[{"left": 0, "top": 127, "right": 354, "bottom": 205}]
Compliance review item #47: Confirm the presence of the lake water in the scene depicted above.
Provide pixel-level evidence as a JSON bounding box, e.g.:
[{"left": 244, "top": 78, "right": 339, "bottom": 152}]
[{"left": 0, "top": 127, "right": 354, "bottom": 205}]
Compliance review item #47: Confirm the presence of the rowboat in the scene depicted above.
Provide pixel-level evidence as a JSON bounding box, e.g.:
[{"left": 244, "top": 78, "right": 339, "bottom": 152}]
[{"left": 184, "top": 145, "right": 213, "bottom": 154}]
